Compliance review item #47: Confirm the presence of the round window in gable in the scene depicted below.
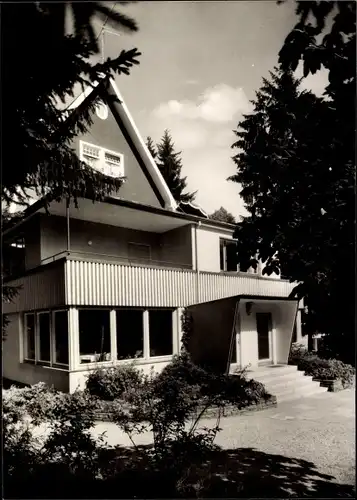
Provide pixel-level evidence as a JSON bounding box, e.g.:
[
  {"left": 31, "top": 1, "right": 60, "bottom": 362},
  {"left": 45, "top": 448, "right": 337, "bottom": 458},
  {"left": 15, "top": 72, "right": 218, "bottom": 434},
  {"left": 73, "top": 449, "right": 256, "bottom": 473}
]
[{"left": 95, "top": 101, "right": 108, "bottom": 120}]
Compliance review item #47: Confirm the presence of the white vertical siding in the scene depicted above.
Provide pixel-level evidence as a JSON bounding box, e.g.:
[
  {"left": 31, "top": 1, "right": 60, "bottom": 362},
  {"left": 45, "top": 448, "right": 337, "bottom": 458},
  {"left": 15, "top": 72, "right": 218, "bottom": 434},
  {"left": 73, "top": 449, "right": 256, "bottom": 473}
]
[
  {"left": 65, "top": 259, "right": 295, "bottom": 308},
  {"left": 3, "top": 264, "right": 66, "bottom": 313}
]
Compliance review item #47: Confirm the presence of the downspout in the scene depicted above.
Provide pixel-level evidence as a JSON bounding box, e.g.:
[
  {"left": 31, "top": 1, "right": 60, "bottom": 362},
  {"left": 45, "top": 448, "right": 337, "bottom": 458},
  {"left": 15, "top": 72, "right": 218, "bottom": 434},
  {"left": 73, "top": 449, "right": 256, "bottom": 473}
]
[
  {"left": 66, "top": 198, "right": 71, "bottom": 254},
  {"left": 194, "top": 221, "right": 201, "bottom": 303}
]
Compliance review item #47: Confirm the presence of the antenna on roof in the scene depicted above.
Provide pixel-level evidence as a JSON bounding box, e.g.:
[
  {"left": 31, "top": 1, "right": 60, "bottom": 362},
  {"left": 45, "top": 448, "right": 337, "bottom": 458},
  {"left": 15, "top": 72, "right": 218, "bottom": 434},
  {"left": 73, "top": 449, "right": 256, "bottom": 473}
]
[{"left": 96, "top": 2, "right": 119, "bottom": 64}]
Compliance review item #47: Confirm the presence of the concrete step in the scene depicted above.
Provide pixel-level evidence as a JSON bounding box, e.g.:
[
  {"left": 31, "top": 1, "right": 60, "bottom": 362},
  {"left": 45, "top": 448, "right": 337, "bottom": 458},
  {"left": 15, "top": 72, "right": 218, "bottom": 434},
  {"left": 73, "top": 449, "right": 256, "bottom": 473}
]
[
  {"left": 245, "top": 364, "right": 298, "bottom": 379},
  {"left": 277, "top": 385, "right": 328, "bottom": 403},
  {"left": 249, "top": 369, "right": 306, "bottom": 386},
  {"left": 240, "top": 364, "right": 328, "bottom": 404},
  {"left": 260, "top": 374, "right": 315, "bottom": 392},
  {"left": 272, "top": 379, "right": 325, "bottom": 398}
]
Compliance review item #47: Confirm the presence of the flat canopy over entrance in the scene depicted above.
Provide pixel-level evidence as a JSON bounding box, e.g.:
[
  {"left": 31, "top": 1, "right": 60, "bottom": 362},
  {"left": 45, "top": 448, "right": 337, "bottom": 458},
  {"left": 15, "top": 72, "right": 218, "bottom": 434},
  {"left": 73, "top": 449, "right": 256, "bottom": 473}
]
[{"left": 187, "top": 295, "right": 299, "bottom": 373}]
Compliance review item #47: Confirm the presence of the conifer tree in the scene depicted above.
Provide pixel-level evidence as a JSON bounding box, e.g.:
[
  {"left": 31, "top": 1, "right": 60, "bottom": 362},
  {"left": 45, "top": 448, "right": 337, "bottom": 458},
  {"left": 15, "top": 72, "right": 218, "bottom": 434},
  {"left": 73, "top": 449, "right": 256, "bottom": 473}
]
[
  {"left": 210, "top": 207, "right": 236, "bottom": 224},
  {"left": 155, "top": 130, "right": 197, "bottom": 204},
  {"left": 1, "top": 2, "right": 140, "bottom": 316},
  {"left": 1, "top": 2, "right": 140, "bottom": 210},
  {"left": 229, "top": 66, "right": 354, "bottom": 364},
  {"left": 146, "top": 136, "right": 157, "bottom": 160}
]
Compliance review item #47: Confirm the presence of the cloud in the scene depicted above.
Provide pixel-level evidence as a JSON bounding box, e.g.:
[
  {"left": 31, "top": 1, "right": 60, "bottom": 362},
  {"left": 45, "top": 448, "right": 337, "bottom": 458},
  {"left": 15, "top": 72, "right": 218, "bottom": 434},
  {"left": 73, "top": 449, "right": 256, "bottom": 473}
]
[
  {"left": 153, "top": 83, "right": 251, "bottom": 123},
  {"left": 145, "top": 83, "right": 251, "bottom": 217},
  {"left": 184, "top": 79, "right": 199, "bottom": 85},
  {"left": 295, "top": 62, "right": 329, "bottom": 98}
]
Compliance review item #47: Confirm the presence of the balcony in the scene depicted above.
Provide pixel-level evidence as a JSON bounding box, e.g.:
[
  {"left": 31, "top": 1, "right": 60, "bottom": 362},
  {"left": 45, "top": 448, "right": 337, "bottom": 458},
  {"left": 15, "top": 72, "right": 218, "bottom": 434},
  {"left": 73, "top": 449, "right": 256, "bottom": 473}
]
[
  {"left": 65, "top": 255, "right": 295, "bottom": 308},
  {"left": 3, "top": 253, "right": 296, "bottom": 314}
]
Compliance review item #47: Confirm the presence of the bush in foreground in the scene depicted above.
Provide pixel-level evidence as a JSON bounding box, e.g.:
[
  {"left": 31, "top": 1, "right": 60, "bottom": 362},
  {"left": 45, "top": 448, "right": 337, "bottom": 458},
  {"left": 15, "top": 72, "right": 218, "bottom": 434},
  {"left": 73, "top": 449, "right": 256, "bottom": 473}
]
[
  {"left": 289, "top": 343, "right": 355, "bottom": 387},
  {"left": 86, "top": 362, "right": 147, "bottom": 401}
]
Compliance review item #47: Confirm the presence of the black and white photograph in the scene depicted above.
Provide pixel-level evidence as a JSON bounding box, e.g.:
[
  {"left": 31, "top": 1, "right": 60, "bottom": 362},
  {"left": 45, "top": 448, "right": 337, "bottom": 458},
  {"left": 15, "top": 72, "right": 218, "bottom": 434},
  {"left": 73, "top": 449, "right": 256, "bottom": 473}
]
[{"left": 2, "top": 1, "right": 355, "bottom": 498}]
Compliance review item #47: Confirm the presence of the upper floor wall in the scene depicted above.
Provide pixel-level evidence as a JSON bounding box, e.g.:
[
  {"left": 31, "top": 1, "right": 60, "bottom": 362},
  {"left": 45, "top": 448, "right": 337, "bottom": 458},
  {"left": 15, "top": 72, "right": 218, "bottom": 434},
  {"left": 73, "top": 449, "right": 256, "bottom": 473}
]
[
  {"left": 71, "top": 97, "right": 163, "bottom": 209},
  {"left": 40, "top": 215, "right": 193, "bottom": 270}
]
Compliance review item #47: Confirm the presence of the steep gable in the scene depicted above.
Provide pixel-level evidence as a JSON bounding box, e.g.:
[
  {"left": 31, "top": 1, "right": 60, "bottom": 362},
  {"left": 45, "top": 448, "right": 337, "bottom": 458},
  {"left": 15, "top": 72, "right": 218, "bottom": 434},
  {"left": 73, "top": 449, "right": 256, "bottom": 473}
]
[{"left": 68, "top": 78, "right": 177, "bottom": 211}]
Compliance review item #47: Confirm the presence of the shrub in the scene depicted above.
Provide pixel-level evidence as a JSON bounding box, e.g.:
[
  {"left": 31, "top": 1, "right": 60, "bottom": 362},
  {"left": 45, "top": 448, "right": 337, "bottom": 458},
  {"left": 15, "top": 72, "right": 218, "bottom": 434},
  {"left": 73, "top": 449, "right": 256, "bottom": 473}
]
[
  {"left": 86, "top": 362, "right": 147, "bottom": 401},
  {"left": 289, "top": 343, "right": 355, "bottom": 387},
  {"left": 3, "top": 383, "right": 107, "bottom": 496},
  {"left": 156, "top": 352, "right": 271, "bottom": 410}
]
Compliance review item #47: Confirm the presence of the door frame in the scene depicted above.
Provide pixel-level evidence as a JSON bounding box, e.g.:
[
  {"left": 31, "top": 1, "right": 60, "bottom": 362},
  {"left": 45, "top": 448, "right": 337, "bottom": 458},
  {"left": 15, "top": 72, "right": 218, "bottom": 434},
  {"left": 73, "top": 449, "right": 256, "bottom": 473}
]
[{"left": 256, "top": 312, "right": 273, "bottom": 364}]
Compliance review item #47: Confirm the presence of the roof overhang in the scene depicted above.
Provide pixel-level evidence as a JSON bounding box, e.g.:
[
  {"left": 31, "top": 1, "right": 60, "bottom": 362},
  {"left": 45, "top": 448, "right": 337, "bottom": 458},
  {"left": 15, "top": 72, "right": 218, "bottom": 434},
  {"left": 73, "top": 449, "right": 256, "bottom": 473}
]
[
  {"left": 37, "top": 197, "right": 190, "bottom": 233},
  {"left": 3, "top": 195, "right": 236, "bottom": 238}
]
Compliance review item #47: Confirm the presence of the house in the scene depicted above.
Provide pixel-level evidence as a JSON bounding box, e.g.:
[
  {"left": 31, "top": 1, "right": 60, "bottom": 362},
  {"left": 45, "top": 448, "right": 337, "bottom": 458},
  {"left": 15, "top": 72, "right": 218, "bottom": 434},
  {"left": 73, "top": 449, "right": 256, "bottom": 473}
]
[{"left": 2, "top": 78, "right": 306, "bottom": 394}]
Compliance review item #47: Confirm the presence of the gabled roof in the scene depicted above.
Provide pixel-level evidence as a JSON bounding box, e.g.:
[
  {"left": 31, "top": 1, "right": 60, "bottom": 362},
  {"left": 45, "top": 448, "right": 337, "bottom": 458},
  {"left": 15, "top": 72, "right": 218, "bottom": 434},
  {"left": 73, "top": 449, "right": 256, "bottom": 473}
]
[
  {"left": 66, "top": 77, "right": 178, "bottom": 212},
  {"left": 178, "top": 201, "right": 208, "bottom": 219}
]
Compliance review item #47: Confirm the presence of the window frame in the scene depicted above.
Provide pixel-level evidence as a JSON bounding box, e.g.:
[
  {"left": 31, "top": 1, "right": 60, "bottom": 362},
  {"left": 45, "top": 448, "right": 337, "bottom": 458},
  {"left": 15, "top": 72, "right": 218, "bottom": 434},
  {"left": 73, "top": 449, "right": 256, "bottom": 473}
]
[
  {"left": 24, "top": 312, "right": 36, "bottom": 363},
  {"left": 22, "top": 309, "right": 69, "bottom": 369},
  {"left": 79, "top": 140, "right": 124, "bottom": 178},
  {"left": 37, "top": 311, "right": 52, "bottom": 365},
  {"left": 116, "top": 307, "right": 145, "bottom": 361},
  {"left": 52, "top": 310, "right": 70, "bottom": 367},
  {"left": 147, "top": 308, "right": 175, "bottom": 359},
  {"left": 219, "top": 238, "right": 258, "bottom": 274},
  {"left": 78, "top": 307, "right": 112, "bottom": 365},
  {"left": 219, "top": 238, "right": 238, "bottom": 272}
]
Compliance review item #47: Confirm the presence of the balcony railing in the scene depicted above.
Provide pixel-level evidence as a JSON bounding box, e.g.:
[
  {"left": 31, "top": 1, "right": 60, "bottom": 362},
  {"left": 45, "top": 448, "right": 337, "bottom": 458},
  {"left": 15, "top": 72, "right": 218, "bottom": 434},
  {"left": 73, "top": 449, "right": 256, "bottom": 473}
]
[
  {"left": 3, "top": 253, "right": 296, "bottom": 314},
  {"left": 65, "top": 257, "right": 295, "bottom": 308}
]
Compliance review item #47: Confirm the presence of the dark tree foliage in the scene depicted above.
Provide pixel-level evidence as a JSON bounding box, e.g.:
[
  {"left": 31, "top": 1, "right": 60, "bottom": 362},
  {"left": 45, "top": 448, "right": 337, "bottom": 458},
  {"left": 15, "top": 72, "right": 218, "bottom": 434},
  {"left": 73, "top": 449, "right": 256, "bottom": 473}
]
[
  {"left": 155, "top": 130, "right": 197, "bottom": 204},
  {"left": 1, "top": 1, "right": 141, "bottom": 209},
  {"left": 146, "top": 136, "right": 157, "bottom": 160},
  {"left": 210, "top": 207, "right": 236, "bottom": 224},
  {"left": 1, "top": 2, "right": 140, "bottom": 319},
  {"left": 231, "top": 19, "right": 355, "bottom": 362},
  {"left": 279, "top": 0, "right": 355, "bottom": 362}
]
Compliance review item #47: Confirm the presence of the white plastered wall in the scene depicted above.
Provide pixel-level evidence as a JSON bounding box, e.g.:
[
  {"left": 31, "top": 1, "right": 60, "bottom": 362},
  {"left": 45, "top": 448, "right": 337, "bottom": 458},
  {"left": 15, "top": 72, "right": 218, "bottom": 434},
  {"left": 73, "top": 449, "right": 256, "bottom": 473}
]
[
  {"left": 3, "top": 313, "right": 69, "bottom": 391},
  {"left": 238, "top": 299, "right": 298, "bottom": 368}
]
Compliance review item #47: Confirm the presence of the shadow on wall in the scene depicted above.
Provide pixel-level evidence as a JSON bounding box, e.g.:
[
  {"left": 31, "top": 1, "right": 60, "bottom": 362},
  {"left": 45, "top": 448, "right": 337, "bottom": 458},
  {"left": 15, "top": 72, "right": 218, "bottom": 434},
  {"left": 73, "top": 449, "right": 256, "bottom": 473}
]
[{"left": 5, "top": 445, "right": 355, "bottom": 498}]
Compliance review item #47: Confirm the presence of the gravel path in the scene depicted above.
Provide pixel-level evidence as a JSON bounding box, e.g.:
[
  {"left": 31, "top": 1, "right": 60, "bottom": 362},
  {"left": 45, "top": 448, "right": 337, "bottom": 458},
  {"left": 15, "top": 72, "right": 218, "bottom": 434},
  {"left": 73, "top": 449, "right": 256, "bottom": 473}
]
[{"left": 93, "top": 389, "right": 355, "bottom": 495}]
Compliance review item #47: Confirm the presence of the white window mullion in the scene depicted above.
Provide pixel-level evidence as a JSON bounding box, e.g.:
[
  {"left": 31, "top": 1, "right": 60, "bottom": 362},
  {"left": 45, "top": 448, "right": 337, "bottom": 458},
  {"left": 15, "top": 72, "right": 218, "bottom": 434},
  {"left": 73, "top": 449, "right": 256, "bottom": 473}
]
[
  {"left": 143, "top": 310, "right": 150, "bottom": 359},
  {"left": 99, "top": 148, "right": 105, "bottom": 174},
  {"left": 68, "top": 308, "right": 80, "bottom": 370},
  {"left": 172, "top": 309, "right": 179, "bottom": 355},
  {"left": 19, "top": 315, "right": 24, "bottom": 362},
  {"left": 223, "top": 244, "right": 227, "bottom": 271},
  {"left": 35, "top": 313, "right": 40, "bottom": 364},
  {"left": 177, "top": 308, "right": 184, "bottom": 353},
  {"left": 110, "top": 309, "right": 117, "bottom": 362},
  {"left": 50, "top": 311, "right": 55, "bottom": 367}
]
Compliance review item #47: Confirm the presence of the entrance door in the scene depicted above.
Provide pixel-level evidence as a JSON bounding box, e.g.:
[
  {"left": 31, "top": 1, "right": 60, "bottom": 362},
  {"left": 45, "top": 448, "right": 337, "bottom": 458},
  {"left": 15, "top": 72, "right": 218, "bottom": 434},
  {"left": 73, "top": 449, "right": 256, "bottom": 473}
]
[{"left": 256, "top": 313, "right": 272, "bottom": 361}]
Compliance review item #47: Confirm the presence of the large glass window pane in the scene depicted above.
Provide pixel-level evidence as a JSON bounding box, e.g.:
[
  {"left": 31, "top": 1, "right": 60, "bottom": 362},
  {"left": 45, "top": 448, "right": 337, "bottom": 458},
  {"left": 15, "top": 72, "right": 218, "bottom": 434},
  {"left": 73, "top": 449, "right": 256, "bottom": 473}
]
[
  {"left": 54, "top": 311, "right": 69, "bottom": 365},
  {"left": 226, "top": 242, "right": 237, "bottom": 271},
  {"left": 149, "top": 310, "right": 173, "bottom": 357},
  {"left": 79, "top": 309, "right": 110, "bottom": 363},
  {"left": 116, "top": 309, "right": 144, "bottom": 359},
  {"left": 38, "top": 312, "right": 51, "bottom": 362},
  {"left": 25, "top": 313, "right": 35, "bottom": 360}
]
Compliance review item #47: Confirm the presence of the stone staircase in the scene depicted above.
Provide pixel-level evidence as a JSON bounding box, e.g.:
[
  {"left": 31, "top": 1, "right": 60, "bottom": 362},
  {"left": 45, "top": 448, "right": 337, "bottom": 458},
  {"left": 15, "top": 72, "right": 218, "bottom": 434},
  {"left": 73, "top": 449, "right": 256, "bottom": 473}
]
[{"left": 244, "top": 364, "right": 328, "bottom": 403}]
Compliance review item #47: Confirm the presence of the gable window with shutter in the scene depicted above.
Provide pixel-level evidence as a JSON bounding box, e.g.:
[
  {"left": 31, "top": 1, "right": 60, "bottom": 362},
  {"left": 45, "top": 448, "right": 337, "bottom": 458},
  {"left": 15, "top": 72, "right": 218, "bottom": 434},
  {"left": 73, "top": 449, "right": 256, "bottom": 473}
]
[{"left": 80, "top": 140, "right": 124, "bottom": 178}]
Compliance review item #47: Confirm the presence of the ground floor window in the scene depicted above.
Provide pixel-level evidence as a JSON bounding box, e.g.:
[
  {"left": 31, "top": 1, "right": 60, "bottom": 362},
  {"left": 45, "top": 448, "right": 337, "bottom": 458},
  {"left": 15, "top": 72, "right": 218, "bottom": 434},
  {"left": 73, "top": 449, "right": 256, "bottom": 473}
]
[
  {"left": 23, "top": 310, "right": 69, "bottom": 367},
  {"left": 149, "top": 309, "right": 173, "bottom": 357},
  {"left": 38, "top": 312, "right": 51, "bottom": 363},
  {"left": 54, "top": 310, "right": 69, "bottom": 365},
  {"left": 116, "top": 309, "right": 144, "bottom": 359},
  {"left": 24, "top": 313, "right": 36, "bottom": 361},
  {"left": 78, "top": 309, "right": 111, "bottom": 363}
]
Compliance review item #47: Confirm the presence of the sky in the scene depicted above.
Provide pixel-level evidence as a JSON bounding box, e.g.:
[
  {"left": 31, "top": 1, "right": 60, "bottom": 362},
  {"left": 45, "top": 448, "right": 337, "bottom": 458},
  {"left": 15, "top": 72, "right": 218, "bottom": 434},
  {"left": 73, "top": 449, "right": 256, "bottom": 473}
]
[
  {"left": 13, "top": 1, "right": 328, "bottom": 217},
  {"left": 97, "top": 0, "right": 329, "bottom": 218}
]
